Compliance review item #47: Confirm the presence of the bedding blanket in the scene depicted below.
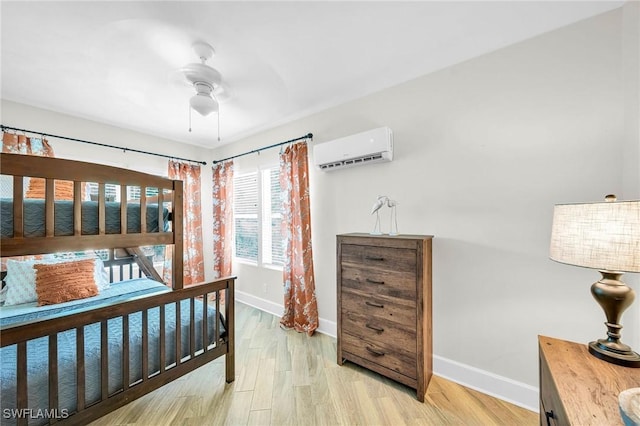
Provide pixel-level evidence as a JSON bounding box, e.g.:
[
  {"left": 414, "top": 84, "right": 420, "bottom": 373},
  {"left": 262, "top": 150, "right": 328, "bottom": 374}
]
[
  {"left": 0, "top": 199, "right": 170, "bottom": 238},
  {"left": 0, "top": 279, "right": 225, "bottom": 426}
]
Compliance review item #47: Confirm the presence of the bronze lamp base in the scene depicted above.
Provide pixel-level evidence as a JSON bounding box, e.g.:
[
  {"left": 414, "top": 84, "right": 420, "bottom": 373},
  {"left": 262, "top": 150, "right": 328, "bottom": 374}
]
[{"left": 589, "top": 271, "right": 640, "bottom": 368}]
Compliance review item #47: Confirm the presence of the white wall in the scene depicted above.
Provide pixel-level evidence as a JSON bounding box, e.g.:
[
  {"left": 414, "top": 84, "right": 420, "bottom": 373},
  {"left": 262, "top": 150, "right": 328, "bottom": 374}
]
[
  {"left": 212, "top": 6, "right": 639, "bottom": 408},
  {"left": 0, "top": 100, "right": 217, "bottom": 283},
  {"left": 622, "top": 1, "right": 640, "bottom": 346}
]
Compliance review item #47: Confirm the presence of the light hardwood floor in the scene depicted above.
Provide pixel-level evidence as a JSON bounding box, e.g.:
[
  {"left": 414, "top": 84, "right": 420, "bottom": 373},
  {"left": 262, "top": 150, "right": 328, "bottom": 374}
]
[{"left": 91, "top": 302, "right": 537, "bottom": 425}]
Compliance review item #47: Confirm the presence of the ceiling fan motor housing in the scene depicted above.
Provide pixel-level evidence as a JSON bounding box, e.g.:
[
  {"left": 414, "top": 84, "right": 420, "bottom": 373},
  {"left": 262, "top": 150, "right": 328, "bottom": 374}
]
[{"left": 181, "top": 41, "right": 222, "bottom": 117}]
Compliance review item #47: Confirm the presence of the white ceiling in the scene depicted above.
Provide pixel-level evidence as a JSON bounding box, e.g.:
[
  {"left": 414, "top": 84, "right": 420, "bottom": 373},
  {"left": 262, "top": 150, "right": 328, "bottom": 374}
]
[{"left": 1, "top": 1, "right": 624, "bottom": 148}]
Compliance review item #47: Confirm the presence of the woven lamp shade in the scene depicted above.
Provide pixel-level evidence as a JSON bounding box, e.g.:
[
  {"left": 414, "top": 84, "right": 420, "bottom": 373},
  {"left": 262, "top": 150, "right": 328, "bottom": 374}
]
[{"left": 550, "top": 200, "right": 640, "bottom": 273}]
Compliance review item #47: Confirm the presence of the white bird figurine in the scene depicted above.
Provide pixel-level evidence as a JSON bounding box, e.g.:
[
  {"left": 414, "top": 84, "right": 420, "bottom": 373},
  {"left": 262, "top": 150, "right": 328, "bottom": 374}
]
[
  {"left": 370, "top": 195, "right": 389, "bottom": 215},
  {"left": 370, "top": 195, "right": 397, "bottom": 235}
]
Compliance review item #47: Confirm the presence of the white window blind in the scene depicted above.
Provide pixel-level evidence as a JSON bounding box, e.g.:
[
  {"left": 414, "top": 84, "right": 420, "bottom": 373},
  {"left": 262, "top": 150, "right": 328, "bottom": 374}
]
[
  {"left": 262, "top": 167, "right": 284, "bottom": 266},
  {"left": 233, "top": 167, "right": 284, "bottom": 267},
  {"left": 234, "top": 171, "right": 259, "bottom": 262}
]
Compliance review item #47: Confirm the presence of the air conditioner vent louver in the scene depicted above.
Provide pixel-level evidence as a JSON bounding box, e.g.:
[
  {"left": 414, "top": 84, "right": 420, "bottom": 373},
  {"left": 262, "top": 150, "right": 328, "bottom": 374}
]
[{"left": 313, "top": 127, "right": 393, "bottom": 172}]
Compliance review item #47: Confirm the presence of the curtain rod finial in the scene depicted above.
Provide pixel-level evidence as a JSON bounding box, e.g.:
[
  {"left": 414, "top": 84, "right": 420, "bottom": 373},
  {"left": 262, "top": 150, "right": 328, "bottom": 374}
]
[{"left": 307, "top": 133, "right": 313, "bottom": 140}]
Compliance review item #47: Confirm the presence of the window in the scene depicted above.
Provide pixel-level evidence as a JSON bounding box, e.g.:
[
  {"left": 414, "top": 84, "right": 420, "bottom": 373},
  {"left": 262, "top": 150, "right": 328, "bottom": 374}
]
[
  {"left": 234, "top": 166, "right": 284, "bottom": 267},
  {"left": 234, "top": 172, "right": 259, "bottom": 262},
  {"left": 86, "top": 183, "right": 158, "bottom": 202},
  {"left": 262, "top": 168, "right": 284, "bottom": 265}
]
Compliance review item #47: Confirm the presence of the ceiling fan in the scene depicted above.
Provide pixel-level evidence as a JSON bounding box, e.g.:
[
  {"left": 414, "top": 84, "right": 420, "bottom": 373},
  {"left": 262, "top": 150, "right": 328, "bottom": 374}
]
[{"left": 179, "top": 41, "right": 223, "bottom": 139}]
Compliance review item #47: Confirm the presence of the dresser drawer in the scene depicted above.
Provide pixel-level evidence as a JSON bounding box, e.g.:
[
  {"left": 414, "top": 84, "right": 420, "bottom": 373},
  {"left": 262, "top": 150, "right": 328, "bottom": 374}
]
[
  {"left": 341, "top": 244, "right": 416, "bottom": 274},
  {"left": 341, "top": 266, "right": 417, "bottom": 301},
  {"left": 341, "top": 287, "right": 415, "bottom": 327},
  {"left": 341, "top": 331, "right": 417, "bottom": 379},
  {"left": 342, "top": 309, "right": 416, "bottom": 357}
]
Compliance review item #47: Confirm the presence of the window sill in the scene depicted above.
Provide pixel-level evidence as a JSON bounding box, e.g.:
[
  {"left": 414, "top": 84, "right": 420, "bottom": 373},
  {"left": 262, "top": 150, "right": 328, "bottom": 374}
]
[
  {"left": 234, "top": 258, "right": 258, "bottom": 267},
  {"left": 262, "top": 263, "right": 283, "bottom": 272},
  {"left": 232, "top": 258, "right": 283, "bottom": 272}
]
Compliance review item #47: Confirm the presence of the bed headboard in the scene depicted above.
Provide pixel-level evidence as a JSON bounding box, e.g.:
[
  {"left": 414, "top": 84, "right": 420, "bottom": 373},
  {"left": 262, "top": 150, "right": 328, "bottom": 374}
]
[{"left": 0, "top": 153, "right": 184, "bottom": 289}]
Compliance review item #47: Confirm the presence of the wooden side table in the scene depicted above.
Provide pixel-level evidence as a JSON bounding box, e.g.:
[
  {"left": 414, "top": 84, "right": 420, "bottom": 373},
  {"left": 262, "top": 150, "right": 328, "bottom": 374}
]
[{"left": 539, "top": 335, "right": 640, "bottom": 425}]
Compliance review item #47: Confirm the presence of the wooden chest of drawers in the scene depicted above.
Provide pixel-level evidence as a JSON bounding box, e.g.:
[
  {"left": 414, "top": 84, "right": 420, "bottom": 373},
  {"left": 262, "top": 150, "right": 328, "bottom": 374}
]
[
  {"left": 539, "top": 335, "right": 640, "bottom": 425},
  {"left": 337, "top": 233, "right": 433, "bottom": 401}
]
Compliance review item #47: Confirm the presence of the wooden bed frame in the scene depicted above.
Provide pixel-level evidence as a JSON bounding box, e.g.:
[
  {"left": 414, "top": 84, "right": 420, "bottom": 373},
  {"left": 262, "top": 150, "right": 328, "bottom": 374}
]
[{"left": 0, "top": 153, "right": 235, "bottom": 425}]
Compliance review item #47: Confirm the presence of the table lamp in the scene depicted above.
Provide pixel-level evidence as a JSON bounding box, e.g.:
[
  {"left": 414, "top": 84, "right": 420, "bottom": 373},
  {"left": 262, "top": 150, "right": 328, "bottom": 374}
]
[{"left": 550, "top": 195, "right": 640, "bottom": 368}]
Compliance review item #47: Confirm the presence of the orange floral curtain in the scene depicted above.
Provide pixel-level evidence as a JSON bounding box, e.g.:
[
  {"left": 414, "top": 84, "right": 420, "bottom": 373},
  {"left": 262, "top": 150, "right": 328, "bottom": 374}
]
[
  {"left": 163, "top": 161, "right": 205, "bottom": 286},
  {"left": 212, "top": 160, "right": 234, "bottom": 279},
  {"left": 2, "top": 132, "right": 82, "bottom": 200},
  {"left": 1, "top": 132, "right": 56, "bottom": 271},
  {"left": 279, "top": 142, "right": 318, "bottom": 335},
  {"left": 2, "top": 132, "right": 54, "bottom": 156}
]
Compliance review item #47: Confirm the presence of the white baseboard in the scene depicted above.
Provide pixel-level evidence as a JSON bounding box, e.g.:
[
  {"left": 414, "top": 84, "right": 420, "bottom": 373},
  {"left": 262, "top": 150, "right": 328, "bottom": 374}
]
[
  {"left": 235, "top": 291, "right": 537, "bottom": 412},
  {"left": 236, "top": 290, "right": 283, "bottom": 318},
  {"left": 433, "top": 355, "right": 538, "bottom": 413},
  {"left": 235, "top": 290, "right": 337, "bottom": 337}
]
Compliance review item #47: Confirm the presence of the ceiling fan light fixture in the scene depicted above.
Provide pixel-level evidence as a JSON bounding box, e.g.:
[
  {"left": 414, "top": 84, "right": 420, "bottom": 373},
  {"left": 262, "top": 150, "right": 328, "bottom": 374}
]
[
  {"left": 181, "top": 40, "right": 223, "bottom": 139},
  {"left": 190, "top": 92, "right": 218, "bottom": 116}
]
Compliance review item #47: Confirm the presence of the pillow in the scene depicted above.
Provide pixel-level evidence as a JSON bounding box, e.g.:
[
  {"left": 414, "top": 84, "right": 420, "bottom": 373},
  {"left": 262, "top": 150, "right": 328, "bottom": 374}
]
[
  {"left": 47, "top": 254, "right": 110, "bottom": 291},
  {"left": 93, "top": 256, "right": 110, "bottom": 291},
  {"left": 3, "top": 256, "right": 109, "bottom": 306},
  {"left": 4, "top": 259, "right": 37, "bottom": 306},
  {"left": 25, "top": 178, "right": 75, "bottom": 200},
  {"left": 34, "top": 259, "right": 98, "bottom": 306}
]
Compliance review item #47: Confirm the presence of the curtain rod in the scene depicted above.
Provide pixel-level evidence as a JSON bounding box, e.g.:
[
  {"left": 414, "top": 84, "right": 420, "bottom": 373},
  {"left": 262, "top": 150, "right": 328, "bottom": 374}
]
[
  {"left": 1, "top": 125, "right": 208, "bottom": 165},
  {"left": 212, "top": 133, "right": 313, "bottom": 164}
]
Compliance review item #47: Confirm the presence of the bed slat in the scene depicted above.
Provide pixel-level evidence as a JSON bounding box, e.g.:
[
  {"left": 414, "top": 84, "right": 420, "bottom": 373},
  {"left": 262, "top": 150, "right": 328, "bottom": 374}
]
[
  {"left": 190, "top": 297, "right": 195, "bottom": 358},
  {"left": 160, "top": 304, "right": 166, "bottom": 373},
  {"left": 157, "top": 191, "right": 164, "bottom": 239},
  {"left": 202, "top": 295, "right": 208, "bottom": 352},
  {"left": 49, "top": 335, "right": 59, "bottom": 414},
  {"left": 142, "top": 310, "right": 148, "bottom": 381},
  {"left": 123, "top": 315, "right": 130, "bottom": 391},
  {"left": 175, "top": 301, "right": 181, "bottom": 366},
  {"left": 45, "top": 179, "right": 54, "bottom": 237},
  {"left": 73, "top": 181, "right": 82, "bottom": 236},
  {"left": 101, "top": 319, "right": 108, "bottom": 400},
  {"left": 215, "top": 293, "right": 220, "bottom": 345},
  {"left": 12, "top": 176, "right": 24, "bottom": 238},
  {"left": 76, "top": 327, "right": 86, "bottom": 411},
  {"left": 120, "top": 185, "right": 127, "bottom": 235},
  {"left": 16, "top": 341, "right": 27, "bottom": 414},
  {"left": 172, "top": 182, "right": 184, "bottom": 290},
  {"left": 0, "top": 233, "right": 174, "bottom": 258},
  {"left": 98, "top": 182, "right": 106, "bottom": 235},
  {"left": 140, "top": 191, "right": 147, "bottom": 234}
]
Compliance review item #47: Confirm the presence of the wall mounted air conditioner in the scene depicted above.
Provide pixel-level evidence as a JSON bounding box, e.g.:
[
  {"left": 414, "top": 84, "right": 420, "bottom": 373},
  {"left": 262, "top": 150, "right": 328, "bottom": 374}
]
[{"left": 313, "top": 127, "right": 393, "bottom": 171}]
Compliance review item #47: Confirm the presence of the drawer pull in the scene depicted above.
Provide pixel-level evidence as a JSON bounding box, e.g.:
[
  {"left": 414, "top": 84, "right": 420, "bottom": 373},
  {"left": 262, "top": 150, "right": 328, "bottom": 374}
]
[
  {"left": 365, "top": 256, "right": 385, "bottom": 261},
  {"left": 544, "top": 410, "right": 555, "bottom": 426},
  {"left": 365, "top": 324, "right": 384, "bottom": 333},
  {"left": 365, "top": 301, "right": 384, "bottom": 308},
  {"left": 366, "top": 346, "right": 385, "bottom": 357},
  {"left": 365, "top": 278, "right": 385, "bottom": 285}
]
